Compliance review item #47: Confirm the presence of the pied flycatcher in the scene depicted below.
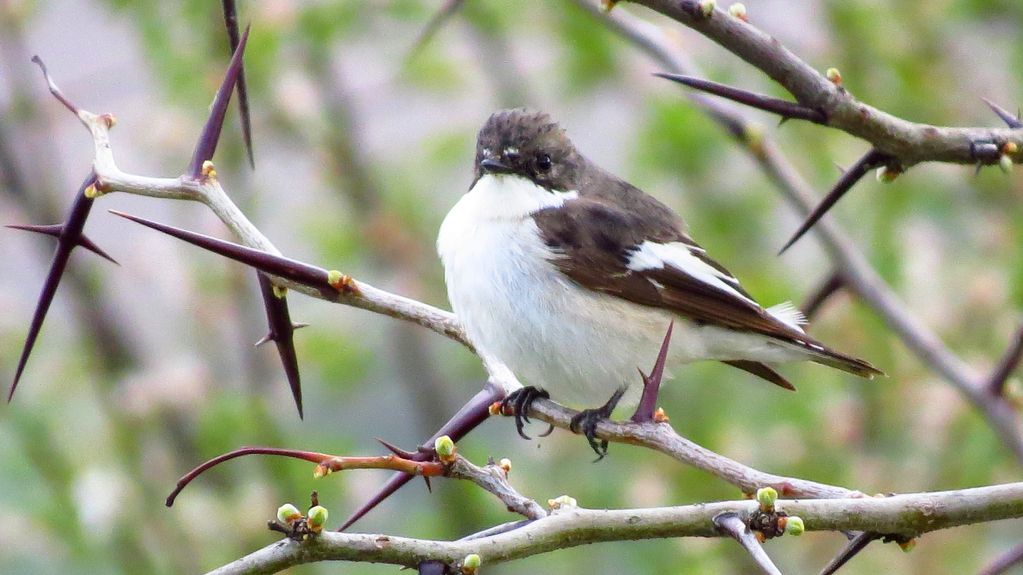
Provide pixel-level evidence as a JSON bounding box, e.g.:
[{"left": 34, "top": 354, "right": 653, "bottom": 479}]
[{"left": 438, "top": 109, "right": 881, "bottom": 455}]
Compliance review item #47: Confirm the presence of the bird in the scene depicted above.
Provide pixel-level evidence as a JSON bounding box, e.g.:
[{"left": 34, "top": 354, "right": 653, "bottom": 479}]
[{"left": 437, "top": 108, "right": 882, "bottom": 457}]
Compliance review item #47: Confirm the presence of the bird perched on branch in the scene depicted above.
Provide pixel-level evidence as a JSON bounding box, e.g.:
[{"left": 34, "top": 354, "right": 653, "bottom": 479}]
[{"left": 438, "top": 108, "right": 881, "bottom": 457}]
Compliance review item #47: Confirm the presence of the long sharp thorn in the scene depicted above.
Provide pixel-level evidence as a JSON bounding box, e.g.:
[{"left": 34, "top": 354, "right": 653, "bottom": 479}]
[
  {"left": 818, "top": 532, "right": 882, "bottom": 575},
  {"left": 779, "top": 149, "right": 889, "bottom": 254},
  {"left": 30, "top": 56, "right": 79, "bottom": 115},
  {"left": 713, "top": 511, "right": 783, "bottom": 575},
  {"left": 221, "top": 0, "right": 254, "bottom": 168},
  {"left": 9, "top": 174, "right": 98, "bottom": 401},
  {"left": 631, "top": 321, "right": 673, "bottom": 423},
  {"left": 409, "top": 0, "right": 466, "bottom": 55},
  {"left": 75, "top": 233, "right": 118, "bottom": 264},
  {"left": 8, "top": 224, "right": 117, "bottom": 264},
  {"left": 655, "top": 73, "right": 827, "bottom": 124},
  {"left": 338, "top": 382, "right": 504, "bottom": 531},
  {"left": 7, "top": 223, "right": 64, "bottom": 237},
  {"left": 988, "top": 324, "right": 1023, "bottom": 397},
  {"left": 187, "top": 24, "right": 250, "bottom": 179},
  {"left": 375, "top": 438, "right": 418, "bottom": 459},
  {"left": 800, "top": 272, "right": 845, "bottom": 322},
  {"left": 108, "top": 211, "right": 333, "bottom": 296},
  {"left": 257, "top": 274, "right": 303, "bottom": 418},
  {"left": 982, "top": 97, "right": 1023, "bottom": 129}
]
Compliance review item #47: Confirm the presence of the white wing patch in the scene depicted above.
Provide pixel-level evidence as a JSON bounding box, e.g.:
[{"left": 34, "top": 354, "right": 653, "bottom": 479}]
[
  {"left": 766, "top": 302, "right": 807, "bottom": 333},
  {"left": 627, "top": 241, "right": 755, "bottom": 305}
]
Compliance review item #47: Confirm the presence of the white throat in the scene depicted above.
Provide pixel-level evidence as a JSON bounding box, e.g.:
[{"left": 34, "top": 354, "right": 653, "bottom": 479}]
[{"left": 448, "top": 174, "right": 578, "bottom": 223}]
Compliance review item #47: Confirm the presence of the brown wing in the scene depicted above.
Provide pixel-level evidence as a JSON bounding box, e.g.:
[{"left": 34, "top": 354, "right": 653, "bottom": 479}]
[{"left": 532, "top": 198, "right": 811, "bottom": 346}]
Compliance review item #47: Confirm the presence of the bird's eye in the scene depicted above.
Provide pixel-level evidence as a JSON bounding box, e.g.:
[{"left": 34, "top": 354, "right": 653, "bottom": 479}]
[{"left": 536, "top": 153, "right": 552, "bottom": 172}]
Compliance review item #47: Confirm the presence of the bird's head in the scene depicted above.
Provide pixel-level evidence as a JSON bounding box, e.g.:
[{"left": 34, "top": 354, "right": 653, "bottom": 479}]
[{"left": 474, "top": 108, "right": 580, "bottom": 192}]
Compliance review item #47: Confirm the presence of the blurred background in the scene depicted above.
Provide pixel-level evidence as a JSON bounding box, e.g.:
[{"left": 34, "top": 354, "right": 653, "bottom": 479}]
[{"left": 2, "top": 0, "right": 1023, "bottom": 573}]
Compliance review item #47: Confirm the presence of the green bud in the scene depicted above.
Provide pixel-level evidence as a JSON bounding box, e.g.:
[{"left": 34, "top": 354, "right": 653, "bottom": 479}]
[
  {"left": 434, "top": 435, "right": 456, "bottom": 459},
  {"left": 876, "top": 165, "right": 900, "bottom": 183},
  {"left": 699, "top": 0, "right": 716, "bottom": 18},
  {"left": 1000, "top": 153, "right": 1013, "bottom": 174},
  {"left": 548, "top": 494, "right": 578, "bottom": 510},
  {"left": 277, "top": 503, "right": 301, "bottom": 525},
  {"left": 727, "top": 2, "right": 747, "bottom": 20},
  {"left": 826, "top": 67, "right": 842, "bottom": 86},
  {"left": 461, "top": 553, "right": 482, "bottom": 574},
  {"left": 307, "top": 505, "right": 328, "bottom": 533},
  {"left": 756, "top": 486, "right": 778, "bottom": 510},
  {"left": 899, "top": 538, "right": 917, "bottom": 553},
  {"left": 784, "top": 516, "right": 804, "bottom": 536}
]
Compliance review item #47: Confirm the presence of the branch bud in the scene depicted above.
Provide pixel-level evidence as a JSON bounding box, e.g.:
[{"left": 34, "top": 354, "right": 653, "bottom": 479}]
[
  {"left": 898, "top": 538, "right": 917, "bottom": 553},
  {"left": 727, "top": 2, "right": 747, "bottom": 21},
  {"left": 272, "top": 285, "right": 288, "bottom": 299},
  {"left": 826, "top": 67, "right": 843, "bottom": 86},
  {"left": 498, "top": 458, "right": 512, "bottom": 474},
  {"left": 461, "top": 553, "right": 482, "bottom": 574},
  {"left": 783, "top": 515, "right": 804, "bottom": 536},
  {"left": 600, "top": 0, "right": 618, "bottom": 12},
  {"left": 1000, "top": 153, "right": 1013, "bottom": 174},
  {"left": 277, "top": 503, "right": 302, "bottom": 525},
  {"left": 201, "top": 160, "right": 218, "bottom": 179},
  {"left": 698, "top": 0, "right": 716, "bottom": 18},
  {"left": 756, "top": 486, "right": 778, "bottom": 511},
  {"left": 306, "top": 505, "right": 328, "bottom": 533},
  {"left": 1002, "top": 142, "right": 1018, "bottom": 155},
  {"left": 313, "top": 463, "right": 332, "bottom": 478},
  {"left": 434, "top": 435, "right": 456, "bottom": 463},
  {"left": 548, "top": 494, "right": 578, "bottom": 511},
  {"left": 876, "top": 165, "right": 901, "bottom": 182},
  {"left": 84, "top": 183, "right": 101, "bottom": 199}
]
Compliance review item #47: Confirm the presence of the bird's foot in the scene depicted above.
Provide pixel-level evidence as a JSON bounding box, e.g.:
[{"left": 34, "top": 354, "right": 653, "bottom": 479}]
[
  {"left": 498, "top": 386, "right": 554, "bottom": 440},
  {"left": 570, "top": 387, "right": 626, "bottom": 461}
]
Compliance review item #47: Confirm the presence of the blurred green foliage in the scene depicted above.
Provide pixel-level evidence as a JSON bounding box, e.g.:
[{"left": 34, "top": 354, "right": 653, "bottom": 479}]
[{"left": 1, "top": 1, "right": 1022, "bottom": 574}]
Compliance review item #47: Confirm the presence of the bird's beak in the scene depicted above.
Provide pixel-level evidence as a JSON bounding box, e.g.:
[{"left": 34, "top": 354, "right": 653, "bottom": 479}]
[{"left": 480, "top": 158, "right": 513, "bottom": 174}]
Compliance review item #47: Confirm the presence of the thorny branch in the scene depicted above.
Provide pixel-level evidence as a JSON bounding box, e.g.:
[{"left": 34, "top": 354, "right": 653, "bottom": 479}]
[
  {"left": 15, "top": 5, "right": 1023, "bottom": 574},
  {"left": 205, "top": 482, "right": 1023, "bottom": 575}
]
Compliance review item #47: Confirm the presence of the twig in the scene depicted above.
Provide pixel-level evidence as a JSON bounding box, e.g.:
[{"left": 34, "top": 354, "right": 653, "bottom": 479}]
[
  {"left": 626, "top": 0, "right": 1022, "bottom": 165},
  {"left": 655, "top": 73, "right": 826, "bottom": 124},
  {"left": 578, "top": 0, "right": 1023, "bottom": 464},
  {"left": 713, "top": 511, "right": 783, "bottom": 575},
  {"left": 979, "top": 541, "right": 1023, "bottom": 575},
  {"left": 204, "top": 482, "right": 1023, "bottom": 574}
]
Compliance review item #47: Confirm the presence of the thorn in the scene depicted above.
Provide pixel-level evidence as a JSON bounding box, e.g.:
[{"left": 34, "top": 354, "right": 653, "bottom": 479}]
[
  {"left": 818, "top": 532, "right": 882, "bottom": 575},
  {"left": 9, "top": 173, "right": 99, "bottom": 402},
  {"left": 186, "top": 24, "right": 251, "bottom": 180},
  {"left": 6, "top": 223, "right": 63, "bottom": 237},
  {"left": 655, "top": 73, "right": 827, "bottom": 124},
  {"left": 779, "top": 149, "right": 891, "bottom": 254},
  {"left": 75, "top": 233, "right": 119, "bottom": 264},
  {"left": 982, "top": 98, "right": 1023, "bottom": 129},
  {"left": 800, "top": 272, "right": 845, "bottom": 322},
  {"left": 988, "top": 324, "right": 1023, "bottom": 397},
  {"left": 221, "top": 0, "right": 254, "bottom": 169},
  {"left": 254, "top": 333, "right": 273, "bottom": 347},
  {"left": 30, "top": 56, "right": 80, "bottom": 115},
  {"left": 375, "top": 438, "right": 418, "bottom": 459},
  {"left": 7, "top": 224, "right": 117, "bottom": 264},
  {"left": 408, "top": 0, "right": 466, "bottom": 56},
  {"left": 257, "top": 274, "right": 303, "bottom": 419},
  {"left": 338, "top": 382, "right": 504, "bottom": 531},
  {"left": 108, "top": 211, "right": 333, "bottom": 296},
  {"left": 631, "top": 321, "right": 673, "bottom": 423},
  {"left": 422, "top": 475, "right": 433, "bottom": 493},
  {"left": 292, "top": 322, "right": 309, "bottom": 330}
]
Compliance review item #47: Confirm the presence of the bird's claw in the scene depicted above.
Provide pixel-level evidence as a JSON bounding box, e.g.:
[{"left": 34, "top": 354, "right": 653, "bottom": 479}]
[
  {"left": 569, "top": 387, "right": 626, "bottom": 461},
  {"left": 499, "top": 386, "right": 554, "bottom": 440}
]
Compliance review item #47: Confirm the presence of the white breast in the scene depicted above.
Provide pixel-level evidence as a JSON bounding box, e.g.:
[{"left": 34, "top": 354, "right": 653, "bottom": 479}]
[{"left": 438, "top": 175, "right": 672, "bottom": 406}]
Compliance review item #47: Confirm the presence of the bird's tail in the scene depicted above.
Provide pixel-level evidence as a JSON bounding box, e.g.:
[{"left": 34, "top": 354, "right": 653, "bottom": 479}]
[{"left": 807, "top": 345, "right": 884, "bottom": 379}]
